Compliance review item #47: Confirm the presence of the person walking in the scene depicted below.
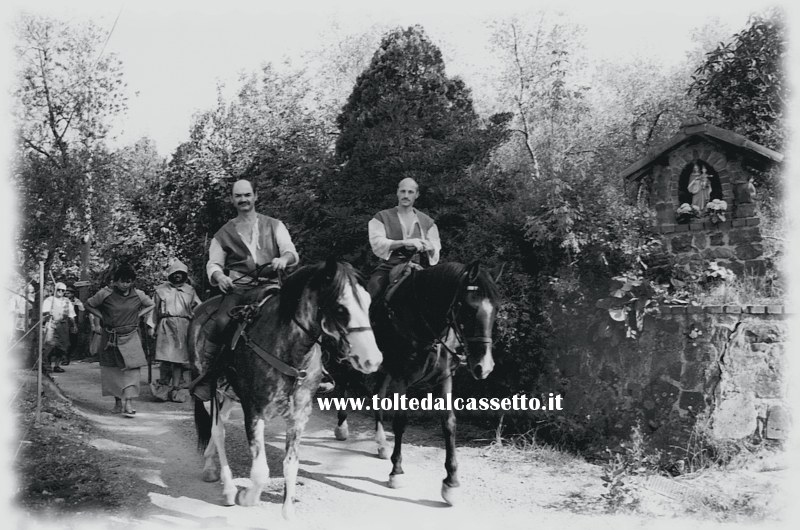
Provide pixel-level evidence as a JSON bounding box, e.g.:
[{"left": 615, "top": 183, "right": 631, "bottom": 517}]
[
  {"left": 149, "top": 259, "right": 201, "bottom": 402},
  {"left": 86, "top": 263, "right": 154, "bottom": 418},
  {"left": 41, "top": 282, "right": 76, "bottom": 373}
]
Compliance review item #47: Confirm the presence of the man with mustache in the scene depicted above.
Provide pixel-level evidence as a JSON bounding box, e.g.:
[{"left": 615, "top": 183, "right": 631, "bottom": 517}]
[
  {"left": 192, "top": 179, "right": 300, "bottom": 401},
  {"left": 367, "top": 177, "right": 441, "bottom": 299}
]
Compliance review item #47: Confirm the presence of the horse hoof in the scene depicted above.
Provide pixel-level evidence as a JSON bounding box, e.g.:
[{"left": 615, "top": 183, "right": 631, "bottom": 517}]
[
  {"left": 387, "top": 474, "right": 405, "bottom": 489},
  {"left": 334, "top": 424, "right": 349, "bottom": 441},
  {"left": 377, "top": 446, "right": 389, "bottom": 460},
  {"left": 282, "top": 502, "right": 295, "bottom": 520},
  {"left": 222, "top": 490, "right": 237, "bottom": 507},
  {"left": 235, "top": 488, "right": 254, "bottom": 507},
  {"left": 441, "top": 481, "right": 458, "bottom": 506},
  {"left": 202, "top": 468, "right": 220, "bottom": 483}
]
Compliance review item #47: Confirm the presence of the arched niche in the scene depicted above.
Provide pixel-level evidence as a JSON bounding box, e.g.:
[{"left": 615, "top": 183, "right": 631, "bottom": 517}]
[{"left": 677, "top": 160, "right": 722, "bottom": 207}]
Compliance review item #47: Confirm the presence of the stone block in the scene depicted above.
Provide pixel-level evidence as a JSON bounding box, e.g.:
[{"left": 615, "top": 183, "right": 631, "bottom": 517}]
[
  {"left": 671, "top": 234, "right": 693, "bottom": 253},
  {"left": 679, "top": 391, "right": 705, "bottom": 412},
  {"left": 643, "top": 380, "right": 681, "bottom": 422},
  {"left": 732, "top": 219, "right": 747, "bottom": 227},
  {"left": 662, "top": 224, "right": 676, "bottom": 234},
  {"left": 681, "top": 362, "right": 708, "bottom": 390},
  {"left": 748, "top": 305, "right": 767, "bottom": 314},
  {"left": 744, "top": 260, "right": 767, "bottom": 276},
  {"left": 675, "top": 224, "right": 689, "bottom": 232},
  {"left": 703, "top": 247, "right": 734, "bottom": 259},
  {"left": 766, "top": 406, "right": 790, "bottom": 440},
  {"left": 687, "top": 305, "right": 703, "bottom": 314},
  {"left": 766, "top": 305, "right": 783, "bottom": 315},
  {"left": 671, "top": 306, "right": 687, "bottom": 315},
  {"left": 736, "top": 203, "right": 757, "bottom": 218},
  {"left": 709, "top": 232, "right": 725, "bottom": 246},
  {"left": 712, "top": 393, "right": 757, "bottom": 439},
  {"left": 724, "top": 305, "right": 743, "bottom": 314},
  {"left": 723, "top": 260, "right": 744, "bottom": 276},
  {"left": 705, "top": 305, "right": 724, "bottom": 314},
  {"left": 685, "top": 342, "right": 718, "bottom": 362},
  {"left": 728, "top": 228, "right": 756, "bottom": 245},
  {"left": 690, "top": 222, "right": 704, "bottom": 231},
  {"left": 736, "top": 243, "right": 763, "bottom": 260},
  {"left": 745, "top": 217, "right": 760, "bottom": 227}
]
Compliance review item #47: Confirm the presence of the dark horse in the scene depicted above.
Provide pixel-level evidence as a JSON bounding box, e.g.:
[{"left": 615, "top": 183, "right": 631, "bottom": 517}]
[
  {"left": 334, "top": 261, "right": 500, "bottom": 505},
  {"left": 190, "top": 259, "right": 382, "bottom": 519}
]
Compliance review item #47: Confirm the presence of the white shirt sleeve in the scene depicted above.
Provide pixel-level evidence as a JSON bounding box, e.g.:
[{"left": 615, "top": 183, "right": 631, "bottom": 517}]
[
  {"left": 66, "top": 300, "right": 76, "bottom": 319},
  {"left": 206, "top": 238, "right": 226, "bottom": 285},
  {"left": 275, "top": 221, "right": 299, "bottom": 265},
  {"left": 42, "top": 296, "right": 53, "bottom": 314},
  {"left": 426, "top": 223, "right": 442, "bottom": 266},
  {"left": 368, "top": 218, "right": 393, "bottom": 260}
]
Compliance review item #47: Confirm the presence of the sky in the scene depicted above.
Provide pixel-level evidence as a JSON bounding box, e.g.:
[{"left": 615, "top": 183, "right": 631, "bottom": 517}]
[{"left": 3, "top": 0, "right": 787, "bottom": 156}]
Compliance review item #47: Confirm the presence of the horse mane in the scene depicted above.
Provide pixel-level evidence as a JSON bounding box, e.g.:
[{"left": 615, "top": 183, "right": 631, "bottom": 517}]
[
  {"left": 277, "top": 260, "right": 365, "bottom": 323},
  {"left": 419, "top": 262, "right": 500, "bottom": 303}
]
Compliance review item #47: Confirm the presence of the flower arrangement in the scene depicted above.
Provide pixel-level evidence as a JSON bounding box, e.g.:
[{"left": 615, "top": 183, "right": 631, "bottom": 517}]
[
  {"left": 675, "top": 203, "right": 701, "bottom": 224},
  {"left": 706, "top": 199, "right": 727, "bottom": 224}
]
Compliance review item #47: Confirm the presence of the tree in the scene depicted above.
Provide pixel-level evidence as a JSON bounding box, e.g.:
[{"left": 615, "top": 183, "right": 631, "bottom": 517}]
[
  {"left": 12, "top": 14, "right": 127, "bottom": 274},
  {"left": 689, "top": 8, "right": 787, "bottom": 151},
  {"left": 327, "top": 25, "right": 509, "bottom": 263},
  {"left": 151, "top": 66, "right": 333, "bottom": 285}
]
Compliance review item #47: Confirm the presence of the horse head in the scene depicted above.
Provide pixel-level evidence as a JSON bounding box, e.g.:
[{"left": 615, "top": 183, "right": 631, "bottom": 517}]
[
  {"left": 455, "top": 261, "right": 500, "bottom": 380},
  {"left": 316, "top": 257, "right": 382, "bottom": 374}
]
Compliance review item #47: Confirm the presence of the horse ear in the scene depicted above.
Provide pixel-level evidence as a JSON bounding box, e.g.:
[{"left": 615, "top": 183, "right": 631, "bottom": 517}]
[
  {"left": 320, "top": 315, "right": 340, "bottom": 339},
  {"left": 466, "top": 261, "right": 481, "bottom": 283},
  {"left": 491, "top": 262, "right": 506, "bottom": 284},
  {"left": 324, "top": 256, "right": 338, "bottom": 278}
]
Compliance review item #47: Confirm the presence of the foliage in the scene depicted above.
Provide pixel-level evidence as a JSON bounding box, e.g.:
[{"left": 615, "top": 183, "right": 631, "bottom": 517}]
[
  {"left": 594, "top": 274, "right": 660, "bottom": 340},
  {"left": 12, "top": 13, "right": 127, "bottom": 281},
  {"left": 321, "top": 25, "right": 510, "bottom": 266},
  {"left": 600, "top": 422, "right": 659, "bottom": 513},
  {"left": 689, "top": 8, "right": 787, "bottom": 152}
]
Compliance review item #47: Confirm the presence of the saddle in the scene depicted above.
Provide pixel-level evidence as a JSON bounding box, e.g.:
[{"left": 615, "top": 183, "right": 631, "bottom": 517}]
[
  {"left": 188, "top": 284, "right": 280, "bottom": 373},
  {"left": 384, "top": 261, "right": 423, "bottom": 305}
]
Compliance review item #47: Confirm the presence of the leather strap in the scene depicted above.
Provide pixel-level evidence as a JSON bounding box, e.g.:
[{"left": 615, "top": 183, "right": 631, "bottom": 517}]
[{"left": 242, "top": 332, "right": 308, "bottom": 380}]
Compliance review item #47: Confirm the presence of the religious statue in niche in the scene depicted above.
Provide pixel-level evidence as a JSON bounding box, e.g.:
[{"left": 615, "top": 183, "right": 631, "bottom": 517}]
[{"left": 687, "top": 163, "right": 711, "bottom": 211}]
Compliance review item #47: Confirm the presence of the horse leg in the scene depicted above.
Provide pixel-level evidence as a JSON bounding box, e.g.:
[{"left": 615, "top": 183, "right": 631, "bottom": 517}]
[
  {"left": 440, "top": 371, "right": 460, "bottom": 505},
  {"left": 334, "top": 379, "right": 349, "bottom": 441},
  {"left": 387, "top": 383, "right": 408, "bottom": 489},
  {"left": 282, "top": 409, "right": 310, "bottom": 520},
  {"left": 210, "top": 396, "right": 238, "bottom": 506},
  {"left": 236, "top": 411, "right": 270, "bottom": 507},
  {"left": 200, "top": 399, "right": 220, "bottom": 483},
  {"left": 374, "top": 373, "right": 391, "bottom": 460}
]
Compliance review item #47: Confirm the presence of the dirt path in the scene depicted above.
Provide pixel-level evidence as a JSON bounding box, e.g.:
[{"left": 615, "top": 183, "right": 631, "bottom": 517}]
[{"left": 22, "top": 361, "right": 786, "bottom": 530}]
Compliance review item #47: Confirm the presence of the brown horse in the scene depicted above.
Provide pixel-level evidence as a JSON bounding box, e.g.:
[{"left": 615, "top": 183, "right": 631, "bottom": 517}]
[
  {"left": 191, "top": 258, "right": 382, "bottom": 519},
  {"left": 334, "top": 261, "right": 500, "bottom": 505}
]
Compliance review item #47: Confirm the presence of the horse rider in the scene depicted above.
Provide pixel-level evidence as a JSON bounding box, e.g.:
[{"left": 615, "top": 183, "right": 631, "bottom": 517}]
[
  {"left": 367, "top": 177, "right": 441, "bottom": 300},
  {"left": 191, "top": 179, "right": 299, "bottom": 400}
]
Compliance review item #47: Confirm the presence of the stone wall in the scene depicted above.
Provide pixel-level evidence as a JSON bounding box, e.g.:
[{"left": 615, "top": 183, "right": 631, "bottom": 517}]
[
  {"left": 555, "top": 305, "right": 789, "bottom": 449},
  {"left": 651, "top": 220, "right": 766, "bottom": 276}
]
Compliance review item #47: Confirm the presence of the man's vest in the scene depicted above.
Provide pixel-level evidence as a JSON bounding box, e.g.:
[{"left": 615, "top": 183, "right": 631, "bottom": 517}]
[
  {"left": 213, "top": 214, "right": 280, "bottom": 277},
  {"left": 373, "top": 207, "right": 436, "bottom": 264}
]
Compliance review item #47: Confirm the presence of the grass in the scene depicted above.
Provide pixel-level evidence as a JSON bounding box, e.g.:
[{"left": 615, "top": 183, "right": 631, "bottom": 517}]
[{"left": 12, "top": 371, "right": 134, "bottom": 515}]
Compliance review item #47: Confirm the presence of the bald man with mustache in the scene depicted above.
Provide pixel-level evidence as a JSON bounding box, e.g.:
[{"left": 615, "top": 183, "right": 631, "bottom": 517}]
[{"left": 367, "top": 177, "right": 441, "bottom": 299}]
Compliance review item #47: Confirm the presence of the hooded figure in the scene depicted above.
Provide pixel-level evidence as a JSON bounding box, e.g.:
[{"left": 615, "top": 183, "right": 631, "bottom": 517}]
[{"left": 148, "top": 260, "right": 202, "bottom": 400}]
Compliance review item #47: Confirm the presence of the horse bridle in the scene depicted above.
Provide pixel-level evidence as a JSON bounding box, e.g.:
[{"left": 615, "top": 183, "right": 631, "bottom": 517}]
[
  {"left": 232, "top": 268, "right": 372, "bottom": 381},
  {"left": 410, "top": 269, "right": 494, "bottom": 363}
]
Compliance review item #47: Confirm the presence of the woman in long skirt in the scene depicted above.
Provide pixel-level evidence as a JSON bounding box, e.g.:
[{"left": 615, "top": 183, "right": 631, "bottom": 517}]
[{"left": 86, "top": 264, "right": 154, "bottom": 418}]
